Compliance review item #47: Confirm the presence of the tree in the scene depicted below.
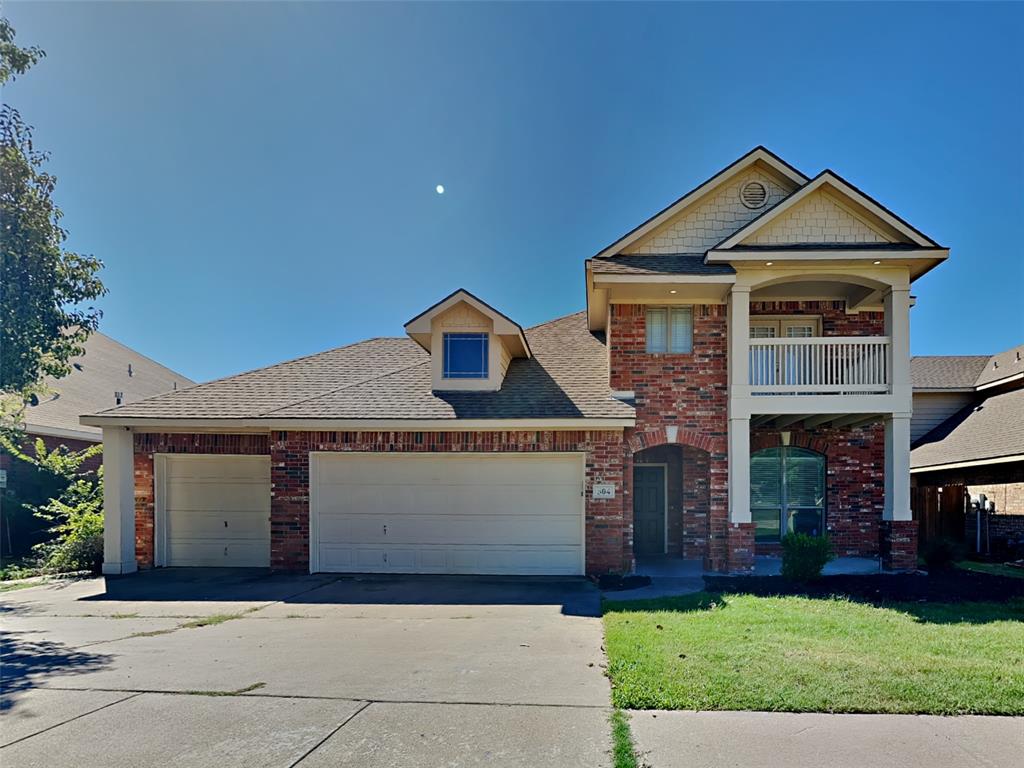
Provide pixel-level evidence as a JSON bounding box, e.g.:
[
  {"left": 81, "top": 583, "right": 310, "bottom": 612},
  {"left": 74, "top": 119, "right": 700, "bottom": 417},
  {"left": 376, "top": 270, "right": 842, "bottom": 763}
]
[{"left": 0, "top": 18, "right": 106, "bottom": 412}]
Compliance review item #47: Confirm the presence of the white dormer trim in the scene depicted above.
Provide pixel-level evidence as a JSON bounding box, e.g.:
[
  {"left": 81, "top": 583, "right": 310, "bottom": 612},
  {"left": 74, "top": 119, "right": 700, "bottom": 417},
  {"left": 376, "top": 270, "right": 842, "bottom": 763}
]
[
  {"left": 404, "top": 289, "right": 530, "bottom": 392},
  {"left": 592, "top": 147, "right": 809, "bottom": 260}
]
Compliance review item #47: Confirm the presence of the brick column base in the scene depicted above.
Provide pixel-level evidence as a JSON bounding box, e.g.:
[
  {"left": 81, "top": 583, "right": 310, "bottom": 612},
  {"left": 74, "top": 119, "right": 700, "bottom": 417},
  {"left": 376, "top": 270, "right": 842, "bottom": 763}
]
[
  {"left": 879, "top": 520, "right": 918, "bottom": 572},
  {"left": 725, "top": 523, "right": 756, "bottom": 574}
]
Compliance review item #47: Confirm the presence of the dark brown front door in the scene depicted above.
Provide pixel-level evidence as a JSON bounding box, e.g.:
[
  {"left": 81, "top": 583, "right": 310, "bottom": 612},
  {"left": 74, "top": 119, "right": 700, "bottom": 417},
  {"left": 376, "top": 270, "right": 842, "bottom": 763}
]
[{"left": 634, "top": 465, "right": 665, "bottom": 555}]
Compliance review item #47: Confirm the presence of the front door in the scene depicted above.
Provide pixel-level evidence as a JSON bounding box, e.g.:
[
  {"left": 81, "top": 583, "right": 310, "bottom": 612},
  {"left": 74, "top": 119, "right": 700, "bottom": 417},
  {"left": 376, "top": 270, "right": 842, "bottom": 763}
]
[{"left": 633, "top": 465, "right": 665, "bottom": 555}]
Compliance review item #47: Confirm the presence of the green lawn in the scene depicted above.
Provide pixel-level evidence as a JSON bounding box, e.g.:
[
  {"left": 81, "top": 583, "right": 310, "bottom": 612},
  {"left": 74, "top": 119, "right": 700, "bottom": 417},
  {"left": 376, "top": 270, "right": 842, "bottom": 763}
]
[{"left": 602, "top": 592, "right": 1024, "bottom": 715}]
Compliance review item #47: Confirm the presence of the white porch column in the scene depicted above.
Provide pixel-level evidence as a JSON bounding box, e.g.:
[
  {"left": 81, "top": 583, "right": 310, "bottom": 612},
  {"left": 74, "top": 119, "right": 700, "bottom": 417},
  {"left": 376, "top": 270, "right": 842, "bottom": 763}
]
[
  {"left": 728, "top": 416, "right": 751, "bottom": 523},
  {"left": 727, "top": 286, "right": 751, "bottom": 394},
  {"left": 883, "top": 415, "right": 912, "bottom": 522},
  {"left": 883, "top": 286, "right": 912, "bottom": 409},
  {"left": 101, "top": 427, "right": 137, "bottom": 575}
]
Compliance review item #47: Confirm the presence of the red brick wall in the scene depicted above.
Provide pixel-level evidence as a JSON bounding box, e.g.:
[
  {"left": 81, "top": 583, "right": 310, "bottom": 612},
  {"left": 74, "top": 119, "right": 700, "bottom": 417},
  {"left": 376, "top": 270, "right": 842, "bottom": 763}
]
[
  {"left": 131, "top": 430, "right": 628, "bottom": 576},
  {"left": 132, "top": 433, "right": 270, "bottom": 568},
  {"left": 750, "top": 300, "right": 884, "bottom": 337},
  {"left": 610, "top": 303, "right": 732, "bottom": 570},
  {"left": 611, "top": 301, "right": 892, "bottom": 570},
  {"left": 751, "top": 425, "right": 885, "bottom": 557}
]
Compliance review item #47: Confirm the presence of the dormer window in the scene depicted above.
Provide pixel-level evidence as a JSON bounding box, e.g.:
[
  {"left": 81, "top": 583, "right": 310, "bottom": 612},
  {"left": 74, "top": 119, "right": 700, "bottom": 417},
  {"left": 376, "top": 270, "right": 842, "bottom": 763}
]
[{"left": 443, "top": 332, "right": 489, "bottom": 379}]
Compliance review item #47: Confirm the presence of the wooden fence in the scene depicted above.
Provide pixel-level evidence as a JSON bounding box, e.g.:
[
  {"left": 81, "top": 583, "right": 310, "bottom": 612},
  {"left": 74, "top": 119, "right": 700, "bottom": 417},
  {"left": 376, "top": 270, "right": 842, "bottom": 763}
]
[{"left": 912, "top": 484, "right": 968, "bottom": 548}]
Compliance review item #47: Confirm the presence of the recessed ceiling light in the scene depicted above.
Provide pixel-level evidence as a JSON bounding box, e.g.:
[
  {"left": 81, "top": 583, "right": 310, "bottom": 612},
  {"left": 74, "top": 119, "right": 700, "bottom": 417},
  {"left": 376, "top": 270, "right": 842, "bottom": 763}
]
[
  {"left": 765, "top": 261, "right": 774, "bottom": 266},
  {"left": 873, "top": 260, "right": 881, "bottom": 265},
  {"left": 669, "top": 289, "right": 677, "bottom": 294}
]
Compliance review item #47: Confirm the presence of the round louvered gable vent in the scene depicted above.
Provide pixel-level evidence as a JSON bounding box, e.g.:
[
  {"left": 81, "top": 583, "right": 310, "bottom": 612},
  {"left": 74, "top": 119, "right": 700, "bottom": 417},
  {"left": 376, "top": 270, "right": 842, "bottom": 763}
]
[{"left": 740, "top": 181, "right": 768, "bottom": 209}]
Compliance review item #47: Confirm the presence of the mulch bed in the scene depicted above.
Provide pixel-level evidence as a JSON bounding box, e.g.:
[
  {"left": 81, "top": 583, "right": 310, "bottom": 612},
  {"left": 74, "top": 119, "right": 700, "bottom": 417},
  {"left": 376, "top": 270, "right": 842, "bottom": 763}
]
[{"left": 704, "top": 569, "right": 1024, "bottom": 604}]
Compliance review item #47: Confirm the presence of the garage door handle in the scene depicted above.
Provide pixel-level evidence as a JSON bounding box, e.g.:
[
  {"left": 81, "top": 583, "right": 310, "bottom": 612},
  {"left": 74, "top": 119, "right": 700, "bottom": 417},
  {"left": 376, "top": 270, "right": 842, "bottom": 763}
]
[
  {"left": 224, "top": 520, "right": 228, "bottom": 527},
  {"left": 383, "top": 524, "right": 387, "bottom": 535}
]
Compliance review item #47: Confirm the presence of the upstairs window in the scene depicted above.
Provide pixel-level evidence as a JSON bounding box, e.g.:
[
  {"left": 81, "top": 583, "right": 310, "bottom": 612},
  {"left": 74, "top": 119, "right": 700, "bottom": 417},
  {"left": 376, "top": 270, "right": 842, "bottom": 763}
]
[
  {"left": 645, "top": 307, "right": 693, "bottom": 354},
  {"left": 443, "top": 333, "right": 489, "bottom": 379}
]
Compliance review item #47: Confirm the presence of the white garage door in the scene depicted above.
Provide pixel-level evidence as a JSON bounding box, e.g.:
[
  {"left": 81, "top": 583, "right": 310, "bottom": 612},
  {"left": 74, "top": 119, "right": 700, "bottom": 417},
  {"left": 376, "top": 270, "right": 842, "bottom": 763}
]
[
  {"left": 311, "top": 453, "right": 584, "bottom": 575},
  {"left": 156, "top": 455, "right": 271, "bottom": 568}
]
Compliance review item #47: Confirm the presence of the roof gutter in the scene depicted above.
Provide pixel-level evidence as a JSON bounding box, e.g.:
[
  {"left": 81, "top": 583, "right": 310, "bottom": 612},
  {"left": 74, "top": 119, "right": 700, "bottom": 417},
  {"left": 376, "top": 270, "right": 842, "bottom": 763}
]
[
  {"left": 910, "top": 453, "right": 1024, "bottom": 473},
  {"left": 80, "top": 416, "right": 636, "bottom": 431}
]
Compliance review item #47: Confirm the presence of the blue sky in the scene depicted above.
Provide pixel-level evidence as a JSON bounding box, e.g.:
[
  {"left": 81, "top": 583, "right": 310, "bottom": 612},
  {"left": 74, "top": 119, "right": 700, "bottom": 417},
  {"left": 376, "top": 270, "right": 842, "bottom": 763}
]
[{"left": 6, "top": 2, "right": 1023, "bottom": 382}]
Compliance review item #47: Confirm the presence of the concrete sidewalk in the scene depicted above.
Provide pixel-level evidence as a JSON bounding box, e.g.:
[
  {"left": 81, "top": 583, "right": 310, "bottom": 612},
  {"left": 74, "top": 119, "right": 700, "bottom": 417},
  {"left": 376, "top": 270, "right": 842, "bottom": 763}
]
[{"left": 628, "top": 710, "right": 1023, "bottom": 768}]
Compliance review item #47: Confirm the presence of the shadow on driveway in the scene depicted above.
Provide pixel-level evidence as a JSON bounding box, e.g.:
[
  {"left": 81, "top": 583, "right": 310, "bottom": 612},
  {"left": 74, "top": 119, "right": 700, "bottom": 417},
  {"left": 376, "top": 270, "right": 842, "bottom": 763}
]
[
  {"left": 81, "top": 568, "right": 601, "bottom": 617},
  {"left": 0, "top": 632, "right": 113, "bottom": 711}
]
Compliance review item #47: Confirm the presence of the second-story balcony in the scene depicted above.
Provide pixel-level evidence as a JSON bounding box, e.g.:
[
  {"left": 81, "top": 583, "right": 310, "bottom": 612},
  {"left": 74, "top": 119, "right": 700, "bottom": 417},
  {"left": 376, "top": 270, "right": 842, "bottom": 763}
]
[{"left": 748, "top": 337, "right": 891, "bottom": 395}]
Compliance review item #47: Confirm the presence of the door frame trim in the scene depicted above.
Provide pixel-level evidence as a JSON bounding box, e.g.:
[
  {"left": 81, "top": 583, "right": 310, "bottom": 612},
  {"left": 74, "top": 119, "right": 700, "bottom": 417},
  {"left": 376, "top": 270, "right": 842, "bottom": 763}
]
[
  {"left": 153, "top": 453, "right": 271, "bottom": 568},
  {"left": 308, "top": 451, "right": 588, "bottom": 575},
  {"left": 633, "top": 462, "right": 668, "bottom": 555}
]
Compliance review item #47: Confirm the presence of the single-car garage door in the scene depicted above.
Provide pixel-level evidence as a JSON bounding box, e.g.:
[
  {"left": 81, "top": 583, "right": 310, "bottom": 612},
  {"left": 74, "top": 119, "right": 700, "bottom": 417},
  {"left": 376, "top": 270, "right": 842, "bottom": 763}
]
[
  {"left": 156, "top": 454, "right": 271, "bottom": 568},
  {"left": 311, "top": 453, "right": 584, "bottom": 575}
]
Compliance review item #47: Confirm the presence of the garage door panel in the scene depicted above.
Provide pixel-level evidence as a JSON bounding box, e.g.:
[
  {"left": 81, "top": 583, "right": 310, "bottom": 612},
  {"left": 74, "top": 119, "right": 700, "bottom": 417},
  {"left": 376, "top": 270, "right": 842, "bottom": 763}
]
[
  {"left": 318, "top": 544, "right": 582, "bottom": 575},
  {"left": 165, "top": 482, "right": 270, "bottom": 513},
  {"left": 165, "top": 509, "right": 270, "bottom": 540},
  {"left": 318, "top": 485, "right": 580, "bottom": 519},
  {"left": 164, "top": 540, "right": 270, "bottom": 568},
  {"left": 316, "top": 455, "right": 577, "bottom": 487},
  {"left": 160, "top": 455, "right": 271, "bottom": 568},
  {"left": 317, "top": 513, "right": 581, "bottom": 547},
  {"left": 313, "top": 454, "right": 584, "bottom": 576}
]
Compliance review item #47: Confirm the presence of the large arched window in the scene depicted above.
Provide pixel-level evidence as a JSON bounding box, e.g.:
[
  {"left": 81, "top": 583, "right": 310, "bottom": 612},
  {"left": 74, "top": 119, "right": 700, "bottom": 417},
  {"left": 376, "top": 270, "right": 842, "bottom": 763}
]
[{"left": 750, "top": 447, "right": 826, "bottom": 542}]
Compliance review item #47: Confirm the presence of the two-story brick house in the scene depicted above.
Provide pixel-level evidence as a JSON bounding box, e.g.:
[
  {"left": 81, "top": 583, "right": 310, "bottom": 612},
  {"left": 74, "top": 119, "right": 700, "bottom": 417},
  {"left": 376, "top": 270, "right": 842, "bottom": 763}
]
[{"left": 84, "top": 148, "right": 947, "bottom": 577}]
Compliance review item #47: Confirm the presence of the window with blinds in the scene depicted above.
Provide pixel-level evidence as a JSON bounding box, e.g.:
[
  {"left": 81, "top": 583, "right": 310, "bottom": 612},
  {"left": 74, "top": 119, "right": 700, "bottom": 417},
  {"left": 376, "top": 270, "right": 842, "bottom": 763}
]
[
  {"left": 646, "top": 306, "right": 693, "bottom": 353},
  {"left": 749, "top": 446, "right": 826, "bottom": 542}
]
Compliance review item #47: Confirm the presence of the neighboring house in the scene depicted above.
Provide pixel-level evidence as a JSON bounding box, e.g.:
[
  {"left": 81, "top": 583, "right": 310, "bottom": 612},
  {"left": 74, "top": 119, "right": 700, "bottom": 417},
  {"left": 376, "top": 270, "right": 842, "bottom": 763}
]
[
  {"left": 1, "top": 331, "right": 194, "bottom": 557},
  {"left": 911, "top": 344, "right": 1024, "bottom": 551},
  {"left": 83, "top": 147, "right": 948, "bottom": 577}
]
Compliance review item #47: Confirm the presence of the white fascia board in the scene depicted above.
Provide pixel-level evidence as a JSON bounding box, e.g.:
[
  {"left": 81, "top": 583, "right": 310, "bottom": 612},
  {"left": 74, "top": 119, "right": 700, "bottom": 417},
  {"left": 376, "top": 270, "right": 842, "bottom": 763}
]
[
  {"left": 593, "top": 148, "right": 808, "bottom": 259},
  {"left": 977, "top": 372, "right": 1023, "bottom": 391},
  {"left": 79, "top": 416, "right": 635, "bottom": 431},
  {"left": 910, "top": 454, "right": 1024, "bottom": 473},
  {"left": 706, "top": 248, "right": 949, "bottom": 262},
  {"left": 592, "top": 273, "right": 737, "bottom": 285},
  {"left": 23, "top": 423, "right": 102, "bottom": 442}
]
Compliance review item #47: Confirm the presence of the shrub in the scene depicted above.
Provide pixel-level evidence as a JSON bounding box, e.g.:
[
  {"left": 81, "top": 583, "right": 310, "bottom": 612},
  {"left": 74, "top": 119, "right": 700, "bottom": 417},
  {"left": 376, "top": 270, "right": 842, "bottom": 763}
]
[
  {"left": 781, "top": 533, "right": 834, "bottom": 582},
  {"left": 921, "top": 537, "right": 961, "bottom": 571},
  {"left": 32, "top": 471, "right": 104, "bottom": 574}
]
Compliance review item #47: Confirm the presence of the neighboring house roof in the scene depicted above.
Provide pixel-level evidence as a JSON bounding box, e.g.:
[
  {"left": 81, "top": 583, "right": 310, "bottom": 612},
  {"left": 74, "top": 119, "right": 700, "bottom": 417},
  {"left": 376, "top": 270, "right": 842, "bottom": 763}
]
[
  {"left": 83, "top": 313, "right": 635, "bottom": 425},
  {"left": 975, "top": 344, "right": 1024, "bottom": 389},
  {"left": 588, "top": 254, "right": 736, "bottom": 276},
  {"left": 24, "top": 332, "right": 195, "bottom": 440},
  {"left": 911, "top": 355, "right": 991, "bottom": 391},
  {"left": 911, "top": 387, "right": 1024, "bottom": 471},
  {"left": 911, "top": 344, "right": 1024, "bottom": 391}
]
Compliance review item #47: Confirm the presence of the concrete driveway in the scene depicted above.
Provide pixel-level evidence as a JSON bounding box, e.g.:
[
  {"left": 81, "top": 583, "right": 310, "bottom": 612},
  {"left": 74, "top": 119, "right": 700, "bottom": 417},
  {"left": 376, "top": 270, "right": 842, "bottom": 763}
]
[{"left": 1, "top": 569, "right": 612, "bottom": 767}]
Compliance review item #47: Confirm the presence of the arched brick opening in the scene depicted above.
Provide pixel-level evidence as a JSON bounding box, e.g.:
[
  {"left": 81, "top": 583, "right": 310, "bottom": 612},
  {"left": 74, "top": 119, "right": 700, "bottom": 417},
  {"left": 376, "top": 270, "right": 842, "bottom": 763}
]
[{"left": 624, "top": 426, "right": 726, "bottom": 569}]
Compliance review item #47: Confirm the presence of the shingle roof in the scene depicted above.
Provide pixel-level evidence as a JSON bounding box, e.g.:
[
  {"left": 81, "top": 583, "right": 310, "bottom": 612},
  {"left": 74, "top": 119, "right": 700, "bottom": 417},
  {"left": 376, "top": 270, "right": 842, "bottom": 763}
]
[
  {"left": 589, "top": 254, "right": 736, "bottom": 276},
  {"left": 911, "top": 344, "right": 1024, "bottom": 391},
  {"left": 911, "top": 387, "right": 1024, "bottom": 469},
  {"left": 911, "top": 355, "right": 991, "bottom": 390},
  {"left": 25, "top": 332, "right": 195, "bottom": 438},
  {"left": 975, "top": 344, "right": 1024, "bottom": 388},
  {"left": 86, "top": 312, "right": 634, "bottom": 422}
]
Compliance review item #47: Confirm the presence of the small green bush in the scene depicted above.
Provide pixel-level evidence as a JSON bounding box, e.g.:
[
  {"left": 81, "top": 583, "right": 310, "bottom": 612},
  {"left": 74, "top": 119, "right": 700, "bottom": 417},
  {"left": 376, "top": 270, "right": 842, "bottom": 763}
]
[
  {"left": 921, "top": 537, "right": 961, "bottom": 571},
  {"left": 781, "top": 533, "right": 834, "bottom": 582},
  {"left": 32, "top": 471, "right": 105, "bottom": 574}
]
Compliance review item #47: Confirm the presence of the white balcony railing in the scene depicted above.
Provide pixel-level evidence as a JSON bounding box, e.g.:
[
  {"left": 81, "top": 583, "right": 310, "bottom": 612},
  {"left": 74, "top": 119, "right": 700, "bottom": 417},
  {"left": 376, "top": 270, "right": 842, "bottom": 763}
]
[{"left": 748, "top": 337, "right": 890, "bottom": 395}]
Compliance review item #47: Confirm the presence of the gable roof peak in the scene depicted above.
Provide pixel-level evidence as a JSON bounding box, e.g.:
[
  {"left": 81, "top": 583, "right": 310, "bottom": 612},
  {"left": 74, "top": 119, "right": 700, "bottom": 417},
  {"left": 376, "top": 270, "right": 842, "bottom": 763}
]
[{"left": 593, "top": 146, "right": 809, "bottom": 259}]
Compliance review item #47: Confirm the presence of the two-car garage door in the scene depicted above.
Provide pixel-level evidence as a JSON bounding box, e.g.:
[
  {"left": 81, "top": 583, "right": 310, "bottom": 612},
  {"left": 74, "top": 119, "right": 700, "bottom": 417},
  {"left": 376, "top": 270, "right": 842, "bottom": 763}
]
[{"left": 311, "top": 454, "right": 585, "bottom": 576}]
